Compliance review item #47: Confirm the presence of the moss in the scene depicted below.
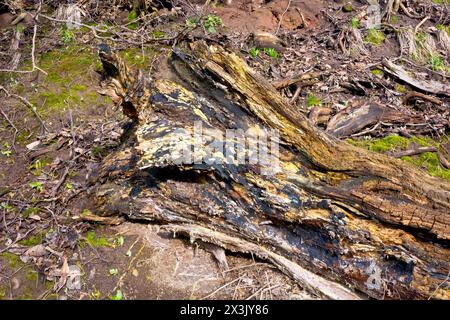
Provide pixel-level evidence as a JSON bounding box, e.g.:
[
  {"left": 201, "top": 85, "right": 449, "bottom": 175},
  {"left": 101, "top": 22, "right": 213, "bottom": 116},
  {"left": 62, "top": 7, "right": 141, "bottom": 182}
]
[
  {"left": 18, "top": 232, "right": 44, "bottom": 246},
  {"left": 0, "top": 287, "right": 6, "bottom": 299},
  {"left": 22, "top": 207, "right": 40, "bottom": 219},
  {"left": 151, "top": 30, "right": 167, "bottom": 39},
  {"left": 25, "top": 269, "right": 38, "bottom": 282},
  {"left": 348, "top": 135, "right": 450, "bottom": 179},
  {"left": 45, "top": 280, "right": 54, "bottom": 290},
  {"left": 343, "top": 4, "right": 353, "bottom": 12},
  {"left": 26, "top": 45, "right": 111, "bottom": 117},
  {"left": 436, "top": 24, "right": 450, "bottom": 36},
  {"left": 365, "top": 28, "right": 385, "bottom": 46},
  {"left": 389, "top": 15, "right": 399, "bottom": 24},
  {"left": 371, "top": 69, "right": 383, "bottom": 77},
  {"left": 118, "top": 47, "right": 157, "bottom": 69},
  {"left": 395, "top": 84, "right": 407, "bottom": 93},
  {"left": 16, "top": 130, "right": 32, "bottom": 145},
  {"left": 348, "top": 135, "right": 409, "bottom": 153},
  {"left": 92, "top": 146, "right": 108, "bottom": 157},
  {"left": 0, "top": 252, "right": 22, "bottom": 269},
  {"left": 18, "top": 286, "right": 34, "bottom": 300},
  {"left": 432, "top": 0, "right": 450, "bottom": 5}
]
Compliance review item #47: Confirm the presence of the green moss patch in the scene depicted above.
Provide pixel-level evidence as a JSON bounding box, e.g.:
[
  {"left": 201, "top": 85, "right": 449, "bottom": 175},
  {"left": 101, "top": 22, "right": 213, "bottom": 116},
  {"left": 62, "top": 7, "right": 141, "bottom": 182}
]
[
  {"left": 365, "top": 28, "right": 385, "bottom": 46},
  {"left": 118, "top": 47, "right": 157, "bottom": 70},
  {"left": 0, "top": 252, "right": 22, "bottom": 269},
  {"left": 348, "top": 135, "right": 450, "bottom": 179}
]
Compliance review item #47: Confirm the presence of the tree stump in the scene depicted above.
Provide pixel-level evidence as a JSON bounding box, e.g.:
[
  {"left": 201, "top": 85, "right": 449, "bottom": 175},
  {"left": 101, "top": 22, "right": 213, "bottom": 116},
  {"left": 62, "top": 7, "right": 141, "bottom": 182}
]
[{"left": 89, "top": 41, "right": 450, "bottom": 300}]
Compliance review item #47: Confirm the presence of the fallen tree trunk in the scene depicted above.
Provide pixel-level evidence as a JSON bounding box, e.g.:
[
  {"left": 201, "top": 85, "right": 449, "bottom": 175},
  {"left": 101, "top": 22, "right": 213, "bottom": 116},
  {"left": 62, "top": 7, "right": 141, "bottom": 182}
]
[{"left": 88, "top": 41, "right": 450, "bottom": 300}]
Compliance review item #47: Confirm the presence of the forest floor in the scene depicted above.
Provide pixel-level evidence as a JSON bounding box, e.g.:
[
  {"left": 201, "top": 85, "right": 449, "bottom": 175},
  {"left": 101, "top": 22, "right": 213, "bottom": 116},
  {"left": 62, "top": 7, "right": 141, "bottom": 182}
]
[{"left": 0, "top": 0, "right": 449, "bottom": 299}]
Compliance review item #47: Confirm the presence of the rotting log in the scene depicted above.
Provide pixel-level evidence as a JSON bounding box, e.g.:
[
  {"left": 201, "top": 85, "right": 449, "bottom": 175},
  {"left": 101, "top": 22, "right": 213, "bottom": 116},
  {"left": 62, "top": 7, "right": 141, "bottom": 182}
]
[{"left": 88, "top": 41, "right": 450, "bottom": 300}]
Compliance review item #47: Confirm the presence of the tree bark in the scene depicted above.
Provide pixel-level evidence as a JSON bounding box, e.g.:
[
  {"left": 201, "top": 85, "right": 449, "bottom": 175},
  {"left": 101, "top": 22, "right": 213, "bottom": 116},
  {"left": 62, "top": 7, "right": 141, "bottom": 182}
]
[{"left": 90, "top": 41, "right": 450, "bottom": 300}]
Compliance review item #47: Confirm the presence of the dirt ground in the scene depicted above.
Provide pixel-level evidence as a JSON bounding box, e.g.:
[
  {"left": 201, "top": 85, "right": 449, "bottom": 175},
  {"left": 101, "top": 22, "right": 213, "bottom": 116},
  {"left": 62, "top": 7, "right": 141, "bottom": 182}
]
[{"left": 0, "top": 0, "right": 449, "bottom": 300}]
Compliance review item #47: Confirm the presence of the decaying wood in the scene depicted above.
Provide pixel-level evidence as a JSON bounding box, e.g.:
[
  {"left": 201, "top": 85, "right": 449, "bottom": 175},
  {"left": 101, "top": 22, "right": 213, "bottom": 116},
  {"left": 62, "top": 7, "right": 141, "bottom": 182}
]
[
  {"left": 90, "top": 41, "right": 450, "bottom": 300},
  {"left": 403, "top": 91, "right": 443, "bottom": 106},
  {"left": 272, "top": 71, "right": 324, "bottom": 90},
  {"left": 389, "top": 146, "right": 437, "bottom": 158},
  {"left": 326, "top": 103, "right": 416, "bottom": 138},
  {"left": 382, "top": 59, "right": 450, "bottom": 96}
]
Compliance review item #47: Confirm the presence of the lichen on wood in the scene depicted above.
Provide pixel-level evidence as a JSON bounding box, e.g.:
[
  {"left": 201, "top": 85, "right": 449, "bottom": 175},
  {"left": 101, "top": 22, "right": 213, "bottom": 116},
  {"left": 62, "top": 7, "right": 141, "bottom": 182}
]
[{"left": 89, "top": 41, "right": 450, "bottom": 300}]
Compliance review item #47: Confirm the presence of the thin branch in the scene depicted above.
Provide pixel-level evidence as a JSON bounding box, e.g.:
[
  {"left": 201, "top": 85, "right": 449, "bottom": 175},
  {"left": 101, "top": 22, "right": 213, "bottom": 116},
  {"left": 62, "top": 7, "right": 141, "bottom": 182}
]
[
  {"left": 0, "top": 85, "right": 48, "bottom": 132},
  {"left": 0, "top": 107, "right": 19, "bottom": 150},
  {"left": 275, "top": 0, "right": 292, "bottom": 35}
]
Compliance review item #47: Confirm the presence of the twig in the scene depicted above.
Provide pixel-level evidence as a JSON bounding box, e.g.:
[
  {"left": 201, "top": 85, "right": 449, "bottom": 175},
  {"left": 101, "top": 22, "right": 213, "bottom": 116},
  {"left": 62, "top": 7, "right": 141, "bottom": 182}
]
[
  {"left": 295, "top": 8, "right": 308, "bottom": 28},
  {"left": 389, "top": 146, "right": 437, "bottom": 158},
  {"left": 403, "top": 91, "right": 443, "bottom": 106},
  {"left": 245, "top": 284, "right": 281, "bottom": 300},
  {"left": 275, "top": 0, "right": 292, "bottom": 35},
  {"left": 414, "top": 16, "right": 430, "bottom": 33},
  {"left": 0, "top": 107, "right": 19, "bottom": 150},
  {"left": 201, "top": 276, "right": 244, "bottom": 299},
  {"left": 51, "top": 167, "right": 70, "bottom": 197},
  {"left": 428, "top": 270, "right": 450, "bottom": 300},
  {"left": 0, "top": 23, "right": 47, "bottom": 75},
  {"left": 0, "top": 85, "right": 48, "bottom": 132}
]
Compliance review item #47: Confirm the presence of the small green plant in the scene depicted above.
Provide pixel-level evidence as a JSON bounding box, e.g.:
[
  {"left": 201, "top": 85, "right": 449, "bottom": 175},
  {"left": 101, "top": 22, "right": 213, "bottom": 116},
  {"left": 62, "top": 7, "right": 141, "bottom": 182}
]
[
  {"left": 350, "top": 17, "right": 359, "bottom": 29},
  {"left": 29, "top": 159, "right": 47, "bottom": 176},
  {"left": 249, "top": 47, "right": 260, "bottom": 58},
  {"left": 264, "top": 47, "right": 279, "bottom": 59},
  {"left": 116, "top": 236, "right": 125, "bottom": 246},
  {"left": 185, "top": 17, "right": 199, "bottom": 27},
  {"left": 89, "top": 286, "right": 102, "bottom": 300},
  {"left": 1, "top": 143, "right": 12, "bottom": 157},
  {"left": 29, "top": 181, "right": 43, "bottom": 192},
  {"left": 109, "top": 268, "right": 119, "bottom": 276},
  {"left": 203, "top": 15, "right": 223, "bottom": 33},
  {"left": 429, "top": 55, "right": 448, "bottom": 72},
  {"left": 1, "top": 150, "right": 12, "bottom": 157},
  {"left": 83, "top": 230, "right": 111, "bottom": 248},
  {"left": 415, "top": 31, "right": 427, "bottom": 49},
  {"left": 110, "top": 290, "right": 123, "bottom": 300},
  {"left": 65, "top": 183, "right": 73, "bottom": 190},
  {"left": 307, "top": 94, "right": 321, "bottom": 107},
  {"left": 127, "top": 10, "right": 138, "bottom": 30},
  {"left": 365, "top": 28, "right": 385, "bottom": 46},
  {"left": 60, "top": 26, "right": 74, "bottom": 44},
  {"left": 1, "top": 202, "right": 13, "bottom": 210},
  {"left": 436, "top": 24, "right": 450, "bottom": 36}
]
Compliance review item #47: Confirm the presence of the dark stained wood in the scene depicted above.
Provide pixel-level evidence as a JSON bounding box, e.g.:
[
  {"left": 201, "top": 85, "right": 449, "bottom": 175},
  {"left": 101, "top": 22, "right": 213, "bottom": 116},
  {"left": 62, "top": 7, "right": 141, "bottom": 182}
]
[{"left": 90, "top": 41, "right": 450, "bottom": 300}]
